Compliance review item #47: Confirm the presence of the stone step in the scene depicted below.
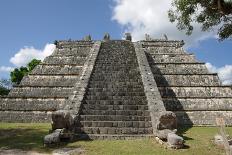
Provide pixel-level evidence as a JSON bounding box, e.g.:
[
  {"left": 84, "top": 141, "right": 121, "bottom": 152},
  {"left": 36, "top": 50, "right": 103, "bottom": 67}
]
[
  {"left": 40, "top": 63, "right": 84, "bottom": 67},
  {"left": 142, "top": 41, "right": 183, "bottom": 48},
  {"left": 94, "top": 64, "right": 138, "bottom": 67},
  {"left": 144, "top": 47, "right": 184, "bottom": 54},
  {"left": 85, "top": 95, "right": 147, "bottom": 100},
  {"left": 54, "top": 47, "right": 91, "bottom": 57},
  {"left": 80, "top": 109, "right": 150, "bottom": 116},
  {"left": 90, "top": 76, "right": 142, "bottom": 81},
  {"left": 43, "top": 56, "right": 87, "bottom": 65},
  {"left": 150, "top": 64, "right": 208, "bottom": 74},
  {"left": 94, "top": 61, "right": 138, "bottom": 64},
  {"left": 150, "top": 62, "right": 205, "bottom": 65},
  {"left": 91, "top": 71, "right": 141, "bottom": 75},
  {"left": 87, "top": 85, "right": 144, "bottom": 89},
  {"left": 31, "top": 65, "right": 82, "bottom": 75},
  {"left": 59, "top": 44, "right": 93, "bottom": 48},
  {"left": 95, "top": 56, "right": 136, "bottom": 59},
  {"left": 163, "top": 98, "right": 232, "bottom": 111},
  {"left": 153, "top": 73, "right": 218, "bottom": 75},
  {"left": 89, "top": 79, "right": 142, "bottom": 83},
  {"left": 82, "top": 104, "right": 149, "bottom": 110},
  {"left": 149, "top": 53, "right": 194, "bottom": 55},
  {"left": 86, "top": 92, "right": 146, "bottom": 96},
  {"left": 90, "top": 76, "right": 142, "bottom": 80},
  {"left": 92, "top": 69, "right": 140, "bottom": 73},
  {"left": 78, "top": 121, "right": 152, "bottom": 128},
  {"left": 154, "top": 74, "right": 220, "bottom": 86},
  {"left": 20, "top": 75, "right": 80, "bottom": 87},
  {"left": 58, "top": 40, "right": 93, "bottom": 46},
  {"left": 48, "top": 55, "right": 87, "bottom": 58},
  {"left": 76, "top": 134, "right": 154, "bottom": 140},
  {"left": 87, "top": 88, "right": 145, "bottom": 92},
  {"left": 84, "top": 99, "right": 148, "bottom": 105},
  {"left": 94, "top": 62, "right": 137, "bottom": 64},
  {"left": 0, "top": 98, "right": 65, "bottom": 111},
  {"left": 92, "top": 70, "right": 140, "bottom": 73},
  {"left": 0, "top": 111, "right": 52, "bottom": 123},
  {"left": 28, "top": 73, "right": 80, "bottom": 76},
  {"left": 174, "top": 111, "right": 232, "bottom": 126},
  {"left": 75, "top": 127, "right": 153, "bottom": 134},
  {"left": 8, "top": 87, "right": 72, "bottom": 98},
  {"left": 93, "top": 65, "right": 138, "bottom": 68},
  {"left": 88, "top": 81, "right": 143, "bottom": 86},
  {"left": 148, "top": 54, "right": 197, "bottom": 63},
  {"left": 158, "top": 86, "right": 232, "bottom": 98},
  {"left": 91, "top": 72, "right": 141, "bottom": 76},
  {"left": 79, "top": 115, "right": 151, "bottom": 121}
]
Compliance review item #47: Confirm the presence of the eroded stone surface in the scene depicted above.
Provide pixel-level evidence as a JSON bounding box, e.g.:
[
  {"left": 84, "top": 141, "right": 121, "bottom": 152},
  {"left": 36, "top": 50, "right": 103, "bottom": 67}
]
[
  {"left": 167, "top": 133, "right": 184, "bottom": 149},
  {"left": 52, "top": 111, "right": 74, "bottom": 130},
  {"left": 44, "top": 129, "right": 62, "bottom": 146}
]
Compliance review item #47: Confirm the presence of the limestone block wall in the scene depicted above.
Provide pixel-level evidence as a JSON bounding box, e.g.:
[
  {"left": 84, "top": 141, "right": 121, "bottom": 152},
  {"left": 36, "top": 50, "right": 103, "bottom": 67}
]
[
  {"left": 134, "top": 42, "right": 167, "bottom": 135},
  {"left": 0, "top": 41, "right": 94, "bottom": 122},
  {"left": 142, "top": 40, "right": 232, "bottom": 126}
]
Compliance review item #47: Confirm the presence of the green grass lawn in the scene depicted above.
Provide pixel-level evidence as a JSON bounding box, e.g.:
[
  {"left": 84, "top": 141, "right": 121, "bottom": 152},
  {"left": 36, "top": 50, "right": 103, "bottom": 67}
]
[{"left": 0, "top": 123, "right": 231, "bottom": 155}]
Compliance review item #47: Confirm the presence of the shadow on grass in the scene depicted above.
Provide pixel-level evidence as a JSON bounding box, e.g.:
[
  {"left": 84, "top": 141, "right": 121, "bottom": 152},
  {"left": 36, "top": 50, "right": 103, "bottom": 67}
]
[
  {"left": 176, "top": 126, "right": 194, "bottom": 149},
  {"left": 0, "top": 128, "right": 53, "bottom": 152},
  {"left": 177, "top": 126, "right": 194, "bottom": 141}
]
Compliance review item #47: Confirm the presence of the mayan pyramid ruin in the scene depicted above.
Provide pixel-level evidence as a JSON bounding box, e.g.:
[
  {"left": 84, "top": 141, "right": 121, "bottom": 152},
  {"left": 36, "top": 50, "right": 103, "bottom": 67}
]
[{"left": 1, "top": 33, "right": 232, "bottom": 141}]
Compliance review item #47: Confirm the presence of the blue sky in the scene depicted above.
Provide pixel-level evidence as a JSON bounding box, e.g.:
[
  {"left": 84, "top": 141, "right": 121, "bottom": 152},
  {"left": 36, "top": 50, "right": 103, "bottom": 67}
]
[{"left": 0, "top": 0, "right": 231, "bottom": 84}]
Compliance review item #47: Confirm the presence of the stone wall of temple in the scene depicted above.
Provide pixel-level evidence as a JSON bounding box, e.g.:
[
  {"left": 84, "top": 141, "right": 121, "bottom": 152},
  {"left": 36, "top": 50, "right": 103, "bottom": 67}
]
[
  {"left": 142, "top": 40, "right": 232, "bottom": 126},
  {"left": 0, "top": 41, "right": 94, "bottom": 122}
]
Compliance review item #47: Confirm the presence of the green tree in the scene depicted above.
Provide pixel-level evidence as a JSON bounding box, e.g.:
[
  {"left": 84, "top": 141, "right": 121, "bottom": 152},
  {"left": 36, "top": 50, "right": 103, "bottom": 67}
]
[
  {"left": 0, "top": 79, "right": 11, "bottom": 96},
  {"left": 10, "top": 67, "right": 28, "bottom": 85},
  {"left": 0, "top": 86, "right": 9, "bottom": 96},
  {"left": 168, "top": 0, "right": 232, "bottom": 40},
  {"left": 27, "top": 59, "right": 41, "bottom": 72},
  {"left": 10, "top": 59, "right": 41, "bottom": 85}
]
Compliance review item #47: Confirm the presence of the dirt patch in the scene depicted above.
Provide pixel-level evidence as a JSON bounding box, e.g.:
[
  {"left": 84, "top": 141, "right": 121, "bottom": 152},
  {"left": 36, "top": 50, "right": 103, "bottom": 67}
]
[
  {"left": 0, "top": 148, "right": 85, "bottom": 155},
  {"left": 0, "top": 149, "right": 49, "bottom": 155}
]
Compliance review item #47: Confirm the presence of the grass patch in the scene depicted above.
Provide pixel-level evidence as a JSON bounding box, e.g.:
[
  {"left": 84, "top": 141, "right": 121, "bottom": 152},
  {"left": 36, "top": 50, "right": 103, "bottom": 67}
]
[
  {"left": 0, "top": 123, "right": 52, "bottom": 153},
  {"left": 0, "top": 123, "right": 232, "bottom": 154}
]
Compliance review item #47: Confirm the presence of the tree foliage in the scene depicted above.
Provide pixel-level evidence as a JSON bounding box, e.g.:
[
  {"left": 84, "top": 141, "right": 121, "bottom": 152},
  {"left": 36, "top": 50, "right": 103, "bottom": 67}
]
[
  {"left": 0, "top": 79, "right": 11, "bottom": 96},
  {"left": 168, "top": 0, "right": 232, "bottom": 40},
  {"left": 10, "top": 67, "right": 29, "bottom": 85},
  {"left": 10, "top": 59, "right": 41, "bottom": 85},
  {"left": 27, "top": 59, "right": 41, "bottom": 72},
  {"left": 0, "top": 86, "right": 9, "bottom": 96}
]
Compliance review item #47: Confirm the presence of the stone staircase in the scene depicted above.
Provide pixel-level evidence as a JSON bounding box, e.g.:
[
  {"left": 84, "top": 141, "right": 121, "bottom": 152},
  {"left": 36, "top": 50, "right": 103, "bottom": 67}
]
[
  {"left": 142, "top": 40, "right": 232, "bottom": 125},
  {"left": 75, "top": 41, "right": 153, "bottom": 140}
]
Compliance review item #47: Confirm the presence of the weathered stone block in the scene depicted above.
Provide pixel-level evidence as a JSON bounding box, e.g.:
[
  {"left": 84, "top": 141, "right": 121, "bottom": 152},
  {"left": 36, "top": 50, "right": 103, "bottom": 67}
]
[
  {"left": 52, "top": 111, "right": 74, "bottom": 130},
  {"left": 167, "top": 133, "right": 184, "bottom": 149},
  {"left": 156, "top": 129, "right": 176, "bottom": 140},
  {"left": 156, "top": 111, "right": 177, "bottom": 130},
  {"left": 44, "top": 129, "right": 62, "bottom": 146}
]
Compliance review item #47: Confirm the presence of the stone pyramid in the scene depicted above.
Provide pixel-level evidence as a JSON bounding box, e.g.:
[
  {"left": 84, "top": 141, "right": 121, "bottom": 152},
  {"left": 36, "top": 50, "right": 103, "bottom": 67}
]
[{"left": 1, "top": 34, "right": 232, "bottom": 140}]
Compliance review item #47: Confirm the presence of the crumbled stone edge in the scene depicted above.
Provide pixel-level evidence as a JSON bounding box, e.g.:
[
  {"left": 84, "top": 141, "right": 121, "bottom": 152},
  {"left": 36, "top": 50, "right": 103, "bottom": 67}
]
[
  {"left": 141, "top": 40, "right": 184, "bottom": 48},
  {"left": 134, "top": 42, "right": 166, "bottom": 133},
  {"left": 134, "top": 42, "right": 184, "bottom": 148},
  {"left": 44, "top": 41, "right": 101, "bottom": 145},
  {"left": 63, "top": 41, "right": 102, "bottom": 116}
]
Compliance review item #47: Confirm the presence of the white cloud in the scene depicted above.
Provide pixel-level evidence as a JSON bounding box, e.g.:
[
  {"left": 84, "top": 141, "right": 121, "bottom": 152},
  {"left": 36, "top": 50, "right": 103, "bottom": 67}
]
[
  {"left": 206, "top": 63, "right": 232, "bottom": 85},
  {"left": 0, "top": 66, "right": 14, "bottom": 73},
  {"left": 112, "top": 0, "right": 217, "bottom": 47},
  {"left": 0, "top": 43, "right": 55, "bottom": 78},
  {"left": 10, "top": 43, "right": 55, "bottom": 67}
]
